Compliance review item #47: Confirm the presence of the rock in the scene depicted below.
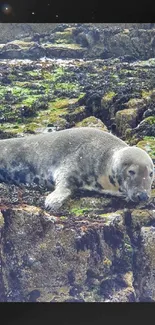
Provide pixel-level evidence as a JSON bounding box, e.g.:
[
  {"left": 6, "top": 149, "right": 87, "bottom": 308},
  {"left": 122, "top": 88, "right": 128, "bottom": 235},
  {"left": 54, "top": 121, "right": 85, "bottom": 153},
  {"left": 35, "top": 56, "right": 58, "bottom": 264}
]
[
  {"left": 137, "top": 138, "right": 155, "bottom": 163},
  {"left": 135, "top": 225, "right": 155, "bottom": 301},
  {"left": 115, "top": 108, "right": 138, "bottom": 138},
  {"left": 25, "top": 44, "right": 46, "bottom": 59},
  {"left": 0, "top": 41, "right": 46, "bottom": 60},
  {"left": 1, "top": 24, "right": 155, "bottom": 60},
  {"left": 0, "top": 206, "right": 134, "bottom": 302},
  {"left": 45, "top": 44, "right": 86, "bottom": 59},
  {"left": 0, "top": 43, "right": 22, "bottom": 59},
  {"left": 135, "top": 116, "right": 155, "bottom": 137},
  {"left": 76, "top": 116, "right": 108, "bottom": 131}
]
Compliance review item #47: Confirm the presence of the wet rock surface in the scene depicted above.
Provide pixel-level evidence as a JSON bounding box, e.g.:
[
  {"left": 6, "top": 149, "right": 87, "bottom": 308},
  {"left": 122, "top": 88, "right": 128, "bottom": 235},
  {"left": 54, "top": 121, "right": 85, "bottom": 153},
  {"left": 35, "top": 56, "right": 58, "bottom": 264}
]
[{"left": 0, "top": 23, "right": 155, "bottom": 302}]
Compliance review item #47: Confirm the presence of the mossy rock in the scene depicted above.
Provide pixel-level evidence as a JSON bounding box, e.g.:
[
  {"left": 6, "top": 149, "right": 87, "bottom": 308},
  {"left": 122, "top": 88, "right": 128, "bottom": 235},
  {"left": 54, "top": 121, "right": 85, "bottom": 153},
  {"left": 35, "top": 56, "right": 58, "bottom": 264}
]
[
  {"left": 76, "top": 116, "right": 108, "bottom": 131},
  {"left": 135, "top": 116, "right": 155, "bottom": 137},
  {"left": 141, "top": 89, "right": 153, "bottom": 99},
  {"left": 54, "top": 82, "right": 78, "bottom": 92},
  {"left": 130, "top": 209, "right": 155, "bottom": 229},
  {"left": 116, "top": 108, "right": 138, "bottom": 137},
  {"left": 66, "top": 106, "right": 86, "bottom": 124},
  {"left": 44, "top": 43, "right": 83, "bottom": 50},
  {"left": 9, "top": 40, "right": 36, "bottom": 49},
  {"left": 36, "top": 108, "right": 67, "bottom": 125},
  {"left": 102, "top": 91, "right": 117, "bottom": 104},
  {"left": 137, "top": 136, "right": 155, "bottom": 162},
  {"left": 125, "top": 97, "right": 147, "bottom": 112},
  {"left": 49, "top": 98, "right": 79, "bottom": 110},
  {"left": 0, "top": 123, "right": 24, "bottom": 135},
  {"left": 22, "top": 122, "right": 43, "bottom": 134},
  {"left": 0, "top": 97, "right": 77, "bottom": 135},
  {"left": 140, "top": 226, "right": 155, "bottom": 273},
  {"left": 144, "top": 116, "right": 155, "bottom": 125},
  {"left": 101, "top": 91, "right": 117, "bottom": 119},
  {"left": 54, "top": 30, "right": 73, "bottom": 43},
  {"left": 67, "top": 195, "right": 114, "bottom": 216}
]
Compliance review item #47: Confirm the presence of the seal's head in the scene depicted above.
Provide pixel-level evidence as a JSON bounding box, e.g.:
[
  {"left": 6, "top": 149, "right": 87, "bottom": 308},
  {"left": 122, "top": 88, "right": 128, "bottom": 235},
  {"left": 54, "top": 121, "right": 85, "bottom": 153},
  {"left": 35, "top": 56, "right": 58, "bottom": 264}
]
[{"left": 113, "top": 147, "right": 154, "bottom": 202}]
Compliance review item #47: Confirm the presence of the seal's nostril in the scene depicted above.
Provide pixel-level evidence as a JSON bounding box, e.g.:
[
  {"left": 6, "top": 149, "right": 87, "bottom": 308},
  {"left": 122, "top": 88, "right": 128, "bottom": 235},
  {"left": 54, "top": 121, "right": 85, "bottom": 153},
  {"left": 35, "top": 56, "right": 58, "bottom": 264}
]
[{"left": 137, "top": 192, "right": 149, "bottom": 201}]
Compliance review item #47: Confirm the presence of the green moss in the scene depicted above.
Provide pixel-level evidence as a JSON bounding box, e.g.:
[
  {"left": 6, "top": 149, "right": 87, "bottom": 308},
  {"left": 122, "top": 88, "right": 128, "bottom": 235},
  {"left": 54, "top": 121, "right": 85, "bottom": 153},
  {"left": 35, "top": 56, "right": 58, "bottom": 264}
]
[
  {"left": 73, "top": 106, "right": 85, "bottom": 114},
  {"left": 143, "top": 116, "right": 155, "bottom": 125},
  {"left": 126, "top": 98, "right": 140, "bottom": 107},
  {"left": 42, "top": 82, "right": 50, "bottom": 92},
  {"left": 0, "top": 86, "right": 8, "bottom": 98},
  {"left": 78, "top": 93, "right": 86, "bottom": 100},
  {"left": 12, "top": 86, "right": 30, "bottom": 96},
  {"left": 54, "top": 82, "right": 77, "bottom": 91},
  {"left": 11, "top": 40, "right": 36, "bottom": 48},
  {"left": 111, "top": 74, "right": 119, "bottom": 79},
  {"left": 27, "top": 70, "right": 40, "bottom": 77},
  {"left": 7, "top": 74, "right": 16, "bottom": 81},
  {"left": 70, "top": 208, "right": 90, "bottom": 216},
  {"left": 0, "top": 123, "right": 23, "bottom": 134},
  {"left": 88, "top": 73, "right": 98, "bottom": 77},
  {"left": 44, "top": 43, "right": 82, "bottom": 50},
  {"left": 117, "top": 82, "right": 126, "bottom": 86},
  {"left": 76, "top": 116, "right": 107, "bottom": 130},
  {"left": 35, "top": 106, "right": 67, "bottom": 125},
  {"left": 77, "top": 116, "right": 98, "bottom": 126},
  {"left": 137, "top": 137, "right": 155, "bottom": 160},
  {"left": 40, "top": 66, "right": 64, "bottom": 82},
  {"left": 144, "top": 136, "right": 155, "bottom": 141},
  {"left": 22, "top": 122, "right": 42, "bottom": 133},
  {"left": 141, "top": 89, "right": 152, "bottom": 98},
  {"left": 49, "top": 99, "right": 69, "bottom": 110},
  {"left": 21, "top": 95, "right": 40, "bottom": 106},
  {"left": 117, "top": 108, "right": 137, "bottom": 116},
  {"left": 60, "top": 216, "right": 68, "bottom": 220},
  {"left": 0, "top": 98, "right": 70, "bottom": 135},
  {"left": 54, "top": 31, "right": 73, "bottom": 42},
  {"left": 102, "top": 91, "right": 116, "bottom": 102}
]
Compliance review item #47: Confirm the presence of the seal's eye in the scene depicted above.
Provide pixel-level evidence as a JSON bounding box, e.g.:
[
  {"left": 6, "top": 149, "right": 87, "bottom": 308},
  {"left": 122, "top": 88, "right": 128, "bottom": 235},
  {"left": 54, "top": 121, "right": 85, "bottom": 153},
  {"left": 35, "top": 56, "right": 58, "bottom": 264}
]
[
  {"left": 150, "top": 172, "right": 153, "bottom": 178},
  {"left": 128, "top": 170, "right": 135, "bottom": 176}
]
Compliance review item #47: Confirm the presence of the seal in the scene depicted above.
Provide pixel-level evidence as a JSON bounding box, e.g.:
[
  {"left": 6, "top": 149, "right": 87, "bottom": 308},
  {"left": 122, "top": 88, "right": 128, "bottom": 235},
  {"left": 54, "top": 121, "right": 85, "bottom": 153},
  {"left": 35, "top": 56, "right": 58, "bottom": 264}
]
[{"left": 0, "top": 127, "right": 154, "bottom": 212}]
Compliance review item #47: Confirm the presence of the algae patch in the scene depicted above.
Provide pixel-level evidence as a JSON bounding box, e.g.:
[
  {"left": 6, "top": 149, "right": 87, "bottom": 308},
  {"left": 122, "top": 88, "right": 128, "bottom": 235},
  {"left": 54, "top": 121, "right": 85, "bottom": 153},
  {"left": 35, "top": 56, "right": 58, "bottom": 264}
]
[
  {"left": 70, "top": 208, "right": 90, "bottom": 216},
  {"left": 102, "top": 91, "right": 116, "bottom": 102}
]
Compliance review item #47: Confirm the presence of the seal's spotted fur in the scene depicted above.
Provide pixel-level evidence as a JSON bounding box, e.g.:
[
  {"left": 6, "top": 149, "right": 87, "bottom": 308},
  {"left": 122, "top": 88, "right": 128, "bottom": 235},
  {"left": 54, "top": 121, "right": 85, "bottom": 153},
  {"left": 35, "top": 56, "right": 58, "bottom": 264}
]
[{"left": 0, "top": 128, "right": 154, "bottom": 212}]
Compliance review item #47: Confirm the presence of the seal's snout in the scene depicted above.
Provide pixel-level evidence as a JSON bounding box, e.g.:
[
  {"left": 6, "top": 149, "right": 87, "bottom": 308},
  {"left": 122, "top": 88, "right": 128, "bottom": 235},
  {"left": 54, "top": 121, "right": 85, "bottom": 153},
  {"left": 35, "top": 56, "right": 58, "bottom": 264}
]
[{"left": 137, "top": 192, "right": 150, "bottom": 202}]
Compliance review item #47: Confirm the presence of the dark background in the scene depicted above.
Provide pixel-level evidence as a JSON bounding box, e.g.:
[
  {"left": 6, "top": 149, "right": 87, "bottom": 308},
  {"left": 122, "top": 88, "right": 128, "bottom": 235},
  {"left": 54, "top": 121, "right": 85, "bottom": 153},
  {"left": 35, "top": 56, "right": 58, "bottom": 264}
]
[{"left": 0, "top": 0, "right": 154, "bottom": 22}]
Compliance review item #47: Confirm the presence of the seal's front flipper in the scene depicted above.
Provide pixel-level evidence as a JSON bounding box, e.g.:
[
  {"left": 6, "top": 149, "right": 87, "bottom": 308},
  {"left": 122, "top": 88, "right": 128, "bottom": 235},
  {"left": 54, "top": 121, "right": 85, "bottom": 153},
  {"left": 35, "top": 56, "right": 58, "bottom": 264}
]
[{"left": 45, "top": 185, "right": 72, "bottom": 213}]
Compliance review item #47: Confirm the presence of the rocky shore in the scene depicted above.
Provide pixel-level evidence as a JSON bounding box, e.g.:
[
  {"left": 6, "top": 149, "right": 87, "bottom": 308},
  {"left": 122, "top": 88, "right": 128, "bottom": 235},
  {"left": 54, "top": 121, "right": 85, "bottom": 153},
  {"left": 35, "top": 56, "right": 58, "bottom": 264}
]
[{"left": 0, "top": 23, "right": 155, "bottom": 302}]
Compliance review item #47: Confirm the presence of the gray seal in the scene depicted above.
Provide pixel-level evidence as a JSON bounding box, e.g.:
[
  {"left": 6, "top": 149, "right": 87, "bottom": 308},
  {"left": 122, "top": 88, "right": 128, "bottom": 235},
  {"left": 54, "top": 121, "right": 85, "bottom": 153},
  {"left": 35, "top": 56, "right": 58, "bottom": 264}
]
[{"left": 0, "top": 127, "right": 154, "bottom": 212}]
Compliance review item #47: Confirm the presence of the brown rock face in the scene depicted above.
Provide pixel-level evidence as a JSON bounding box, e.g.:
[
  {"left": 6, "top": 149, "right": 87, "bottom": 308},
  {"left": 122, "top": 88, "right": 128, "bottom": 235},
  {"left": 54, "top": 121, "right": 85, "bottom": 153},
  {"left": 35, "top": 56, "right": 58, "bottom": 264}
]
[{"left": 0, "top": 197, "right": 154, "bottom": 302}]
